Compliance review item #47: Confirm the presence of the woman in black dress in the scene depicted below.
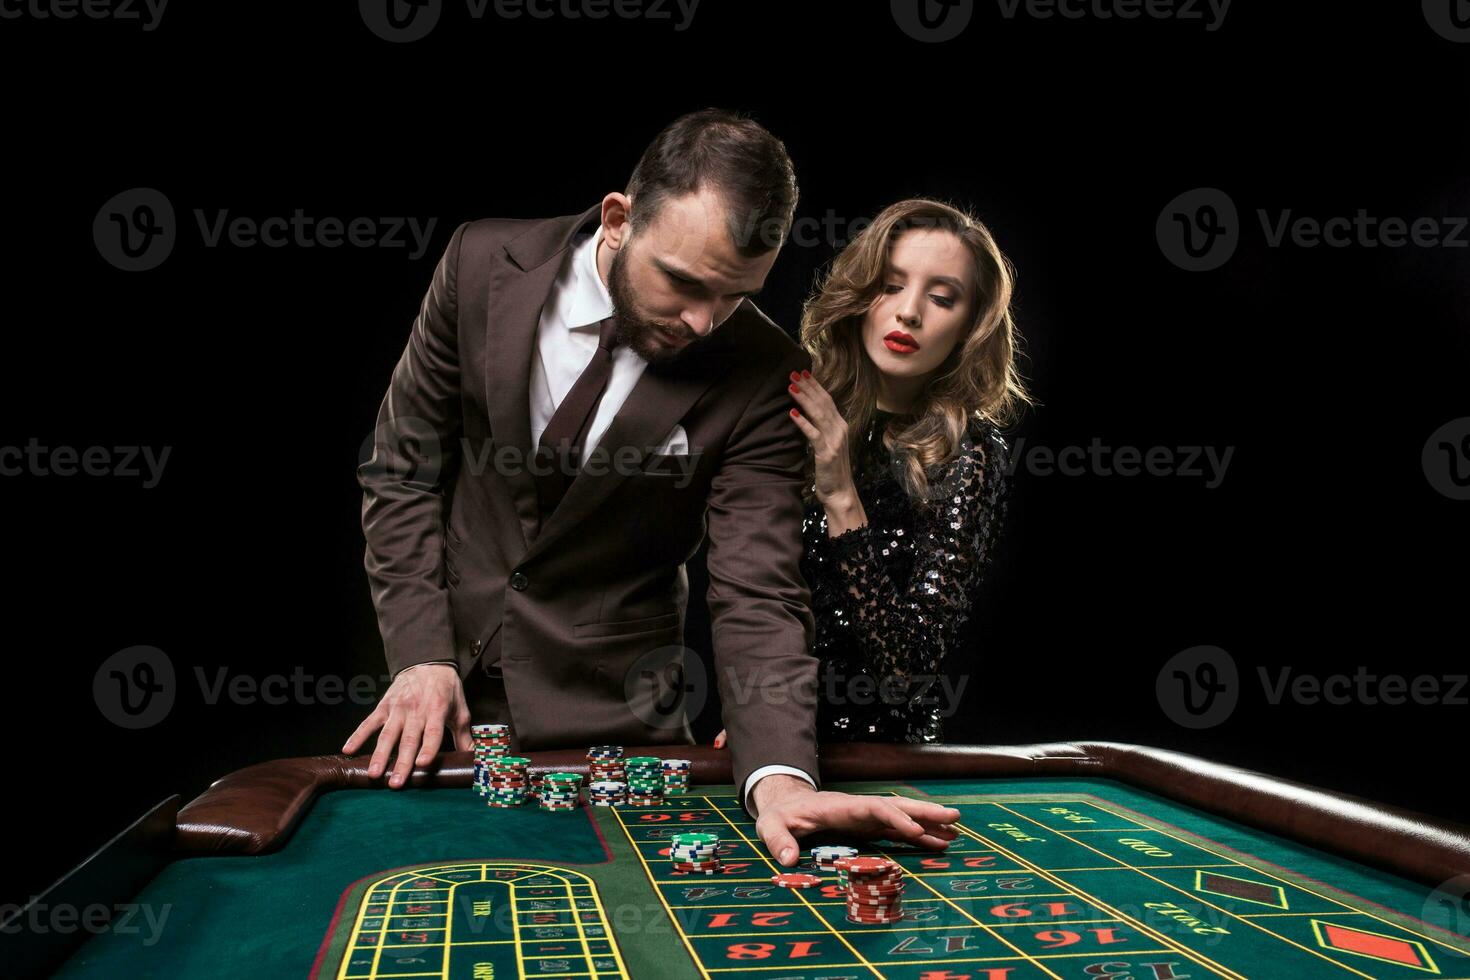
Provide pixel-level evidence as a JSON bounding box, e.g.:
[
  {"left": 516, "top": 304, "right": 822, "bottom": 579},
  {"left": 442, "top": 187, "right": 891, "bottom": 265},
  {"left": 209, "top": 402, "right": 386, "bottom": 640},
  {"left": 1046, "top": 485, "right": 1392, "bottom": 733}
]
[{"left": 717, "top": 198, "right": 1031, "bottom": 746}]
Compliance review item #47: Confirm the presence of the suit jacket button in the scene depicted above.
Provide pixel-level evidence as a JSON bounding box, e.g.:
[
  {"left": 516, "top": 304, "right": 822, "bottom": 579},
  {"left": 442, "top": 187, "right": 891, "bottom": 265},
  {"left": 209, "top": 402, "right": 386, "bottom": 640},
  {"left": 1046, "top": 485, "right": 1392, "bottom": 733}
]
[{"left": 509, "top": 572, "right": 529, "bottom": 592}]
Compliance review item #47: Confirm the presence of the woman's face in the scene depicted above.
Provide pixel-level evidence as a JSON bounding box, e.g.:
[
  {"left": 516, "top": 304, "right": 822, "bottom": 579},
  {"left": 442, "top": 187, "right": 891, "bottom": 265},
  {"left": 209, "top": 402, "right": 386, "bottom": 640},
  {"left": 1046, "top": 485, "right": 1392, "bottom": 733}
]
[{"left": 861, "top": 227, "right": 976, "bottom": 382}]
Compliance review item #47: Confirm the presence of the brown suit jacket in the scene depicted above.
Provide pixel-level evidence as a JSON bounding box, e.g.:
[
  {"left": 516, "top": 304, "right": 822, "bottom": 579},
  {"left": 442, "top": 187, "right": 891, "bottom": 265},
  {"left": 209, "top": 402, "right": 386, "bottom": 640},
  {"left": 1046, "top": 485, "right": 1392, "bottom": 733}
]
[{"left": 358, "top": 202, "right": 819, "bottom": 792}]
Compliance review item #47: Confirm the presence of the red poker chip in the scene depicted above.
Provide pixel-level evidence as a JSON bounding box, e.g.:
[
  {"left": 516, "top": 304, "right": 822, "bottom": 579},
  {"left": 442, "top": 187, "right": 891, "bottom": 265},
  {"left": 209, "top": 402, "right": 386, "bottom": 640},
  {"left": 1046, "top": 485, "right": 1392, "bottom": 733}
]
[
  {"left": 839, "top": 857, "right": 896, "bottom": 874},
  {"left": 847, "top": 896, "right": 904, "bottom": 907},
  {"left": 771, "top": 873, "right": 823, "bottom": 889},
  {"left": 848, "top": 881, "right": 906, "bottom": 893},
  {"left": 847, "top": 908, "right": 905, "bottom": 919}
]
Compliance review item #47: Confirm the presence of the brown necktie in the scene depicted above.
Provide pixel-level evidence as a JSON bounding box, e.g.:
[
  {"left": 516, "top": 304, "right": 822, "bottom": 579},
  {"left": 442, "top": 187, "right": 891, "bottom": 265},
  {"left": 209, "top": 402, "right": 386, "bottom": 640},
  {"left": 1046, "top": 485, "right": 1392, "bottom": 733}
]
[{"left": 534, "top": 316, "right": 620, "bottom": 517}]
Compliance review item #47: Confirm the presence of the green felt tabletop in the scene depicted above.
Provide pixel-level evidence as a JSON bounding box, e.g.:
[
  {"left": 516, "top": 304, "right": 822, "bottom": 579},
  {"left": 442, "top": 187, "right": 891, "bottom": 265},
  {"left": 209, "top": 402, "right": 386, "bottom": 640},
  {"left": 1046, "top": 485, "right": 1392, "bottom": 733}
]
[{"left": 54, "top": 777, "right": 1470, "bottom": 979}]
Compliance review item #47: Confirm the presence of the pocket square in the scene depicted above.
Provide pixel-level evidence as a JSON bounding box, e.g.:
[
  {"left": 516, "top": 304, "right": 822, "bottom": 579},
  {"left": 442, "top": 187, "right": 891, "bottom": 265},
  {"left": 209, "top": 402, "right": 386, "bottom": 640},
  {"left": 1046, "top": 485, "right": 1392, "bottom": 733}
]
[{"left": 651, "top": 424, "right": 689, "bottom": 456}]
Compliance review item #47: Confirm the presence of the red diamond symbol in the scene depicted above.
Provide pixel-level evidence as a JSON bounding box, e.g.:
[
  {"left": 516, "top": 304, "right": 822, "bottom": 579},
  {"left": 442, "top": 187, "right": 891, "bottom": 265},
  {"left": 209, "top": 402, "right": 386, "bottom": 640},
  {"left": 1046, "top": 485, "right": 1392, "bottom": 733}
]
[{"left": 1317, "top": 921, "right": 1435, "bottom": 971}]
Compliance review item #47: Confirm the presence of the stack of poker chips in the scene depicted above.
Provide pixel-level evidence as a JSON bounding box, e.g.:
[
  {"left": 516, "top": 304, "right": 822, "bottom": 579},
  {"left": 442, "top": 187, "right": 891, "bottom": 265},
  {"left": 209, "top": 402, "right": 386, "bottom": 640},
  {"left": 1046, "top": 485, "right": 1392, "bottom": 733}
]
[
  {"left": 837, "top": 856, "right": 905, "bottom": 924},
  {"left": 661, "top": 758, "right": 691, "bottom": 795},
  {"left": 587, "top": 779, "right": 626, "bottom": 806},
  {"left": 587, "top": 746, "right": 627, "bottom": 800},
  {"left": 624, "top": 756, "right": 665, "bottom": 806},
  {"left": 471, "top": 724, "right": 511, "bottom": 796},
  {"left": 811, "top": 845, "right": 859, "bottom": 871},
  {"left": 669, "top": 832, "right": 721, "bottom": 874},
  {"left": 485, "top": 756, "right": 532, "bottom": 808},
  {"left": 587, "top": 746, "right": 627, "bottom": 806},
  {"left": 538, "top": 772, "right": 583, "bottom": 811}
]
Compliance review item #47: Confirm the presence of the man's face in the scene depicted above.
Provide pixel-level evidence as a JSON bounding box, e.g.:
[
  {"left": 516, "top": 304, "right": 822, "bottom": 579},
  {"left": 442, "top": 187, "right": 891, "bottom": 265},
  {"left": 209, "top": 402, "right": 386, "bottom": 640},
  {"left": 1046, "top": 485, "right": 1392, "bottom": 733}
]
[{"left": 605, "top": 187, "right": 779, "bottom": 365}]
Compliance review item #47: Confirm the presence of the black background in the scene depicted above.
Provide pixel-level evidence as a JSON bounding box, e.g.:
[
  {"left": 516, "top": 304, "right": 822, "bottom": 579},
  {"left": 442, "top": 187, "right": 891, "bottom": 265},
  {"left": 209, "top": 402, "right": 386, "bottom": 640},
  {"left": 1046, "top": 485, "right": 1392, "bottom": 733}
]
[{"left": 2, "top": 0, "right": 1467, "bottom": 916}]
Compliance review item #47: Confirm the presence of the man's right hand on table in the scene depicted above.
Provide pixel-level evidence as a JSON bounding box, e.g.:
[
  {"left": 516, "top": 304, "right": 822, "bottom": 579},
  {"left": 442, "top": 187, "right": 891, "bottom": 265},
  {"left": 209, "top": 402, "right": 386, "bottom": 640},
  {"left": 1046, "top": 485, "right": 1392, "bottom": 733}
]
[{"left": 343, "top": 663, "right": 472, "bottom": 788}]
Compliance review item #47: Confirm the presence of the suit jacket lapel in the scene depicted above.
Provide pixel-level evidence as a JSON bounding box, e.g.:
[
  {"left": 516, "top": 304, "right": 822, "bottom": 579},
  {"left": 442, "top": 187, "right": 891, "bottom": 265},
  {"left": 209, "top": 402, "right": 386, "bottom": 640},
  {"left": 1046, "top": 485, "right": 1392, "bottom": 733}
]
[{"left": 483, "top": 202, "right": 603, "bottom": 552}]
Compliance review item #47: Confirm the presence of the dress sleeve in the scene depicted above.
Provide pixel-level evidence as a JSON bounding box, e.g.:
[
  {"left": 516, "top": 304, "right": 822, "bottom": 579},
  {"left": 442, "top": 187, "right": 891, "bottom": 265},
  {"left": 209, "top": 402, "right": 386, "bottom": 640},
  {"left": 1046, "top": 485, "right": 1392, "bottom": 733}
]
[{"left": 818, "top": 425, "right": 1010, "bottom": 681}]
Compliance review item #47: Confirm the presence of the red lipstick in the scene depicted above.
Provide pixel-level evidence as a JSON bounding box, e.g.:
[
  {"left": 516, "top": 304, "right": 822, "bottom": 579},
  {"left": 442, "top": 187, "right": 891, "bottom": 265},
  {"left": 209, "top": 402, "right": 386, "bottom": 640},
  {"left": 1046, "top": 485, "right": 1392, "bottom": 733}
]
[{"left": 883, "top": 330, "right": 919, "bottom": 354}]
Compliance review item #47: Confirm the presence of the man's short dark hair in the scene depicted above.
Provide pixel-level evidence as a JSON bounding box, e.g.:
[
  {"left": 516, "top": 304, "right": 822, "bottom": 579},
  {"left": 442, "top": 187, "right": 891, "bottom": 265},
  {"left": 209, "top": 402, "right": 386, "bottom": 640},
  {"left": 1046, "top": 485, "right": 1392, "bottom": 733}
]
[{"left": 626, "top": 108, "right": 798, "bottom": 256}]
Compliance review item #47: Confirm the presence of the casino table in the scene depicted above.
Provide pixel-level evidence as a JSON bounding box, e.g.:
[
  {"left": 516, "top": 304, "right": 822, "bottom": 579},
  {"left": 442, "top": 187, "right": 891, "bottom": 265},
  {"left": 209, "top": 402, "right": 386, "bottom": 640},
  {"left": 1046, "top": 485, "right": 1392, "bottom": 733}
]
[{"left": 12, "top": 742, "right": 1470, "bottom": 979}]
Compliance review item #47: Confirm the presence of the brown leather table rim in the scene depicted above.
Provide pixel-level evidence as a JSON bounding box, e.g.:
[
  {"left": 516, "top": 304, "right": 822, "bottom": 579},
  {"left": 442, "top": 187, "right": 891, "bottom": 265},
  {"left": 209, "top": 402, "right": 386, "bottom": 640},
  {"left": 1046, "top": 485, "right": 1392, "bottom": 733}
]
[{"left": 172, "top": 741, "right": 1470, "bottom": 886}]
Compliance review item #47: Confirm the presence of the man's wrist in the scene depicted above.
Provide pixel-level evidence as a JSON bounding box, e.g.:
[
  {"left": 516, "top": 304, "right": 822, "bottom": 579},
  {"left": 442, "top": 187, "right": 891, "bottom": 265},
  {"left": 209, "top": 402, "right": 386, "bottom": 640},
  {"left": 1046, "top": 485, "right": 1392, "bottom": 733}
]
[
  {"left": 395, "top": 660, "right": 457, "bottom": 679},
  {"left": 750, "top": 773, "right": 816, "bottom": 816}
]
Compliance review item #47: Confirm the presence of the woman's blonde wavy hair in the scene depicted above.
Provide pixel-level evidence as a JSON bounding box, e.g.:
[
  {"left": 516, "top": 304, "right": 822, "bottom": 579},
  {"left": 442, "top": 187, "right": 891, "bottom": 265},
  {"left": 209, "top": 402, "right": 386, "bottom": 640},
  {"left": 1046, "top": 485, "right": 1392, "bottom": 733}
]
[{"left": 799, "top": 198, "right": 1034, "bottom": 507}]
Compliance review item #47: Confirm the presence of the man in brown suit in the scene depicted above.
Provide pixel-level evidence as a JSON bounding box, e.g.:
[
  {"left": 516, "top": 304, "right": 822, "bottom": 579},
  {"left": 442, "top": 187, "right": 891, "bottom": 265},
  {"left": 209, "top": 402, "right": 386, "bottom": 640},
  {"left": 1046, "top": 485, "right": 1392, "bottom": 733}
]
[{"left": 346, "top": 110, "right": 959, "bottom": 864}]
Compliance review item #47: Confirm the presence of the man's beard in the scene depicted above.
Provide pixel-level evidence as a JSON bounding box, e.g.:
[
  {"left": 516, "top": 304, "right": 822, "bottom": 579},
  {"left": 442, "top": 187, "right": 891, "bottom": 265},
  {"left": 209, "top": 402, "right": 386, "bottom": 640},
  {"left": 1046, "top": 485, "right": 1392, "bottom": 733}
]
[{"left": 606, "top": 245, "right": 701, "bottom": 366}]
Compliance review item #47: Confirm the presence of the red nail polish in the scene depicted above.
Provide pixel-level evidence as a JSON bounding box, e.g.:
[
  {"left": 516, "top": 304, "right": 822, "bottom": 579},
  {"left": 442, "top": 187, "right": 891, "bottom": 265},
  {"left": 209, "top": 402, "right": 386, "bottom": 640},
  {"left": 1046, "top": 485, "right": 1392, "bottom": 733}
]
[
  {"left": 790, "top": 408, "right": 799, "bottom": 417},
  {"left": 801, "top": 370, "right": 811, "bottom": 379},
  {"left": 788, "top": 383, "right": 800, "bottom": 393},
  {"left": 789, "top": 370, "right": 800, "bottom": 381}
]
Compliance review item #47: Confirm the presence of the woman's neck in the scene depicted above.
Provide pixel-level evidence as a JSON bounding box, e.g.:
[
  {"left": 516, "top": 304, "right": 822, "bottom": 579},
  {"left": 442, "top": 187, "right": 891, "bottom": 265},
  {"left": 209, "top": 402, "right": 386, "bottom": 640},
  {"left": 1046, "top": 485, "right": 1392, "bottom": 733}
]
[{"left": 876, "top": 372, "right": 928, "bottom": 414}]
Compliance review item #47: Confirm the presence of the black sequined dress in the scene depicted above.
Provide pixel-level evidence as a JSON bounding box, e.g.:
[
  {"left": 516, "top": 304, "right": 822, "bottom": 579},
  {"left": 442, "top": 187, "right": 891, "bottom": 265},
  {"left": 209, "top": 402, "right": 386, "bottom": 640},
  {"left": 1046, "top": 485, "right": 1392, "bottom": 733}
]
[{"left": 801, "top": 409, "right": 1010, "bottom": 743}]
